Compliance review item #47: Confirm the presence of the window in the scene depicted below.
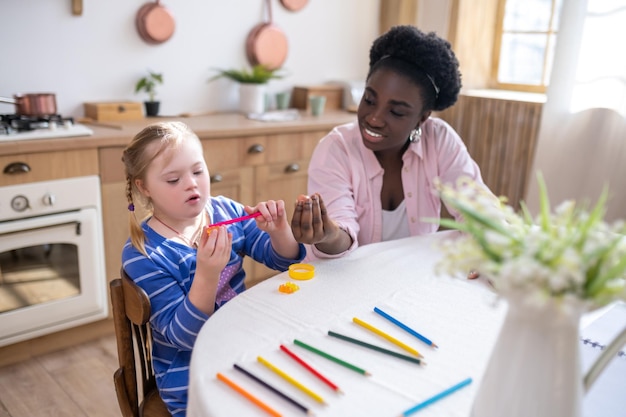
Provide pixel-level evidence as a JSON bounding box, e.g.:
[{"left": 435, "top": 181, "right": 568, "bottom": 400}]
[{"left": 492, "top": 0, "right": 563, "bottom": 93}]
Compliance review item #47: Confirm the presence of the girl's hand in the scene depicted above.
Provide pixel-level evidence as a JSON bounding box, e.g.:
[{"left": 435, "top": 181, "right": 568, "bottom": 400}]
[
  {"left": 196, "top": 225, "right": 232, "bottom": 282},
  {"left": 245, "top": 200, "right": 289, "bottom": 233},
  {"left": 188, "top": 225, "right": 232, "bottom": 315}
]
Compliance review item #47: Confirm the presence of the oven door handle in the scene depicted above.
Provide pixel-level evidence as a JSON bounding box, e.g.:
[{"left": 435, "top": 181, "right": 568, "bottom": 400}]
[{"left": 0, "top": 220, "right": 81, "bottom": 237}]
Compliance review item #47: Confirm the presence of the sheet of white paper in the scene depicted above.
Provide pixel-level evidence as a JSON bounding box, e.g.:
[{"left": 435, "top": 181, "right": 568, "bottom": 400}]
[{"left": 580, "top": 301, "right": 626, "bottom": 417}]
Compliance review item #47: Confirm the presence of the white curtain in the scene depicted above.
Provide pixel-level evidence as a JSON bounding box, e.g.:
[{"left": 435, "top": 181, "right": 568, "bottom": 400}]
[{"left": 525, "top": 0, "right": 626, "bottom": 222}]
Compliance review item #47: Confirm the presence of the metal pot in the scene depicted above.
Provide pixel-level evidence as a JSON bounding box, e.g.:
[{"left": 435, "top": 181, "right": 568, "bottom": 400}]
[
  {"left": 246, "top": 0, "right": 288, "bottom": 70},
  {"left": 0, "top": 93, "right": 58, "bottom": 116},
  {"left": 135, "top": 0, "right": 175, "bottom": 45},
  {"left": 280, "top": 0, "right": 308, "bottom": 11}
]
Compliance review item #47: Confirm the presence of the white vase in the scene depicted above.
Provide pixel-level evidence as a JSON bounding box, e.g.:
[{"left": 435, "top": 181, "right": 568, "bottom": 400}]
[
  {"left": 238, "top": 83, "right": 266, "bottom": 115},
  {"left": 471, "top": 295, "right": 585, "bottom": 417}
]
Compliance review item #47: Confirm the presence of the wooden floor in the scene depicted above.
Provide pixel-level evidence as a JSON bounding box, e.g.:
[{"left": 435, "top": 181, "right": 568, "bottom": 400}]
[{"left": 0, "top": 334, "right": 120, "bottom": 417}]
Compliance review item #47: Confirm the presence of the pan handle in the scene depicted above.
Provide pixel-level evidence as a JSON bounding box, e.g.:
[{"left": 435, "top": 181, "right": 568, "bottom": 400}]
[
  {"left": 0, "top": 97, "right": 18, "bottom": 105},
  {"left": 265, "top": 0, "right": 273, "bottom": 23}
]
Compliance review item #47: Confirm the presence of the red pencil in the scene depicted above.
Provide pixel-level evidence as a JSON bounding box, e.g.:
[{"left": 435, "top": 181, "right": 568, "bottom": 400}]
[
  {"left": 209, "top": 211, "right": 262, "bottom": 229},
  {"left": 280, "top": 344, "right": 343, "bottom": 393}
]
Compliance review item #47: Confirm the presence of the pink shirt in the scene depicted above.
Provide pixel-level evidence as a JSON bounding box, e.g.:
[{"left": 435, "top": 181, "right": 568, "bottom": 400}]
[{"left": 307, "top": 118, "right": 488, "bottom": 259}]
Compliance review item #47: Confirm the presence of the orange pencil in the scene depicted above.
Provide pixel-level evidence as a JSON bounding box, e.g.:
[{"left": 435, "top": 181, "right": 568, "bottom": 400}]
[{"left": 216, "top": 372, "right": 282, "bottom": 417}]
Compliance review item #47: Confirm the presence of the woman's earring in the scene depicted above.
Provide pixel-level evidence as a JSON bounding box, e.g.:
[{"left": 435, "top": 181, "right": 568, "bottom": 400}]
[{"left": 410, "top": 126, "right": 422, "bottom": 143}]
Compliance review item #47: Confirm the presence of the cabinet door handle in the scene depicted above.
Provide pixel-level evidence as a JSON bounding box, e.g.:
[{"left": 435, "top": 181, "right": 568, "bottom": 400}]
[
  {"left": 247, "top": 144, "right": 265, "bottom": 154},
  {"left": 3, "top": 161, "right": 31, "bottom": 175},
  {"left": 284, "top": 163, "right": 300, "bottom": 173},
  {"left": 210, "top": 173, "right": 224, "bottom": 183}
]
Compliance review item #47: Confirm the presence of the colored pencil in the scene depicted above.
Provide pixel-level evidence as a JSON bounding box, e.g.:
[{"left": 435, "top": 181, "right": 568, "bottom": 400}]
[
  {"left": 373, "top": 307, "right": 439, "bottom": 349},
  {"left": 257, "top": 356, "right": 326, "bottom": 404},
  {"left": 216, "top": 372, "right": 282, "bottom": 417},
  {"left": 328, "top": 331, "right": 425, "bottom": 366},
  {"left": 279, "top": 344, "right": 343, "bottom": 393},
  {"left": 293, "top": 339, "right": 371, "bottom": 376},
  {"left": 233, "top": 364, "right": 313, "bottom": 415},
  {"left": 209, "top": 211, "right": 262, "bottom": 228},
  {"left": 353, "top": 317, "right": 423, "bottom": 358},
  {"left": 399, "top": 377, "right": 473, "bottom": 416}
]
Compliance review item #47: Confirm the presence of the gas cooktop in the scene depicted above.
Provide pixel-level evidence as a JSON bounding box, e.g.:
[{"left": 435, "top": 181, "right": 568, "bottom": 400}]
[{"left": 0, "top": 114, "right": 94, "bottom": 141}]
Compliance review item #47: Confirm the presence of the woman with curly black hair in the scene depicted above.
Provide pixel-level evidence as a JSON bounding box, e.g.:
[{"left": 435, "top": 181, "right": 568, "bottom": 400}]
[{"left": 291, "top": 25, "right": 493, "bottom": 259}]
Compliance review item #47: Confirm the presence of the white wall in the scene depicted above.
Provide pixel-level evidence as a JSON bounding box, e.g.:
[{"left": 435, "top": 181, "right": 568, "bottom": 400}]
[
  {"left": 0, "top": 0, "right": 380, "bottom": 118},
  {"left": 417, "top": 0, "right": 451, "bottom": 38}
]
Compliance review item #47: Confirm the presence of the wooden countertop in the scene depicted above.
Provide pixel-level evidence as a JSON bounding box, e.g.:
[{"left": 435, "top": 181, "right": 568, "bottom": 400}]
[{"left": 0, "top": 111, "right": 356, "bottom": 156}]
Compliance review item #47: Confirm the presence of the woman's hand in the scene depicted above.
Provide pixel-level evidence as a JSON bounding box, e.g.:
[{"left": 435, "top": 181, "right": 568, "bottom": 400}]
[{"left": 290, "top": 193, "right": 340, "bottom": 245}]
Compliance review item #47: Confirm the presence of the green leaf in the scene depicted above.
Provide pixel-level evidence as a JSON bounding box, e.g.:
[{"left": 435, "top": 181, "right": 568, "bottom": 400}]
[
  {"left": 208, "top": 65, "right": 286, "bottom": 84},
  {"left": 586, "top": 236, "right": 626, "bottom": 296},
  {"left": 575, "top": 187, "right": 608, "bottom": 250},
  {"left": 536, "top": 171, "right": 552, "bottom": 234},
  {"left": 442, "top": 196, "right": 516, "bottom": 241},
  {"left": 135, "top": 70, "right": 163, "bottom": 101},
  {"left": 519, "top": 201, "right": 534, "bottom": 224}
]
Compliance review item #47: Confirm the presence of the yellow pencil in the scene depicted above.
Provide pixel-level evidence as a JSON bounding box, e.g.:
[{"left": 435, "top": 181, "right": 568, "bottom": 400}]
[
  {"left": 352, "top": 317, "right": 423, "bottom": 358},
  {"left": 257, "top": 356, "right": 326, "bottom": 404}
]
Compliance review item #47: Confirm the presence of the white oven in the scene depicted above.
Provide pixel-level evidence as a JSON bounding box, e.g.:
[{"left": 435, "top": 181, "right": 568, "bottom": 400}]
[{"left": 0, "top": 175, "right": 107, "bottom": 347}]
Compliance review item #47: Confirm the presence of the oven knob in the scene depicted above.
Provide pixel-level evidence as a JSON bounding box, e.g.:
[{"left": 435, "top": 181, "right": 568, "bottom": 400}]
[
  {"left": 42, "top": 193, "right": 56, "bottom": 206},
  {"left": 11, "top": 195, "right": 30, "bottom": 212}
]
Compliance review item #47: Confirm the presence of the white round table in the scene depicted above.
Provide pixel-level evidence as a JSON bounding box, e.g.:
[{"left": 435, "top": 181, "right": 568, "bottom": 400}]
[{"left": 188, "top": 231, "right": 506, "bottom": 417}]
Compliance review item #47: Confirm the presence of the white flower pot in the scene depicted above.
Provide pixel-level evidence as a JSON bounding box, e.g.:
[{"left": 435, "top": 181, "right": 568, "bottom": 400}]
[{"left": 239, "top": 83, "right": 266, "bottom": 115}]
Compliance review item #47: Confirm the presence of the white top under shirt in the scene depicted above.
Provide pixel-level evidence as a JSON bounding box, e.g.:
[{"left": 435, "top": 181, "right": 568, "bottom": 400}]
[{"left": 382, "top": 199, "right": 410, "bottom": 241}]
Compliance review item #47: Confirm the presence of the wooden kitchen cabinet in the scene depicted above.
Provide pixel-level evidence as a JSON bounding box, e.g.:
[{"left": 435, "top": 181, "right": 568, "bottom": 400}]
[
  {"left": 0, "top": 149, "right": 98, "bottom": 186},
  {"left": 99, "top": 146, "right": 133, "bottom": 288}
]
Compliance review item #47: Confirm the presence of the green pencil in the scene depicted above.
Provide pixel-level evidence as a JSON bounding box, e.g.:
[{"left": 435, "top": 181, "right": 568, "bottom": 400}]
[
  {"left": 293, "top": 339, "right": 371, "bottom": 376},
  {"left": 328, "top": 331, "right": 426, "bottom": 366}
]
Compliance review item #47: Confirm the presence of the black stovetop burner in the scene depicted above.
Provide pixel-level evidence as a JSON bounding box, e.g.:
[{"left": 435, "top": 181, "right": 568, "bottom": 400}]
[{"left": 0, "top": 114, "right": 75, "bottom": 135}]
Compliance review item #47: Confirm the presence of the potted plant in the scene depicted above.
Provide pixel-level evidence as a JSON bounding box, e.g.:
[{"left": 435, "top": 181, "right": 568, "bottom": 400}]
[
  {"left": 208, "top": 65, "right": 285, "bottom": 114},
  {"left": 432, "top": 174, "right": 626, "bottom": 417},
  {"left": 135, "top": 70, "right": 163, "bottom": 117}
]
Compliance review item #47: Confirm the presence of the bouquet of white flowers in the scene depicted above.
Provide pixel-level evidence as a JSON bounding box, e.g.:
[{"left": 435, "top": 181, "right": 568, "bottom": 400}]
[{"left": 435, "top": 174, "right": 626, "bottom": 309}]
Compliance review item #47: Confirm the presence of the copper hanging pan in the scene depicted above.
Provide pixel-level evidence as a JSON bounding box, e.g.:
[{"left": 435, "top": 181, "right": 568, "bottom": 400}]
[
  {"left": 246, "top": 0, "right": 288, "bottom": 70},
  {"left": 280, "top": 0, "right": 308, "bottom": 12},
  {"left": 136, "top": 0, "right": 175, "bottom": 45}
]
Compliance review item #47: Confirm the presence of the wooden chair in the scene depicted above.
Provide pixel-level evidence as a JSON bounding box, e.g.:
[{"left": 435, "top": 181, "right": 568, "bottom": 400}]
[{"left": 110, "top": 270, "right": 170, "bottom": 417}]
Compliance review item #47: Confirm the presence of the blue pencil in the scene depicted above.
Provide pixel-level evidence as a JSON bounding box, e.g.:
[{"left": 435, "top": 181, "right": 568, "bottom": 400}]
[
  {"left": 374, "top": 307, "right": 439, "bottom": 349},
  {"left": 399, "top": 377, "right": 473, "bottom": 416}
]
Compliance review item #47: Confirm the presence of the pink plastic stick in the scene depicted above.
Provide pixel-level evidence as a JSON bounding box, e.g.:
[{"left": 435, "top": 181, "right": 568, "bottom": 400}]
[{"left": 209, "top": 211, "right": 262, "bottom": 228}]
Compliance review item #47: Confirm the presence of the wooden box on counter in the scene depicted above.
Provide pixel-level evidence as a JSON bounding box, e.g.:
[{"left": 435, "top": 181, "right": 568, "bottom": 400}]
[
  {"left": 291, "top": 85, "right": 344, "bottom": 111},
  {"left": 83, "top": 101, "right": 143, "bottom": 122}
]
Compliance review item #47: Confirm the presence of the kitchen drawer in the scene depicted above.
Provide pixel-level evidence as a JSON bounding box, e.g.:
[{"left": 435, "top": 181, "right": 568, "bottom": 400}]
[
  {"left": 0, "top": 149, "right": 98, "bottom": 186},
  {"left": 202, "top": 137, "right": 264, "bottom": 171},
  {"left": 264, "top": 131, "right": 325, "bottom": 163},
  {"left": 209, "top": 166, "right": 254, "bottom": 207},
  {"left": 202, "top": 138, "right": 239, "bottom": 171},
  {"left": 99, "top": 146, "right": 126, "bottom": 184},
  {"left": 255, "top": 158, "right": 310, "bottom": 218}
]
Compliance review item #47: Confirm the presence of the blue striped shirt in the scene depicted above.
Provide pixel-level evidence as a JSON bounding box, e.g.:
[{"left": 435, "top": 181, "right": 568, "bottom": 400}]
[{"left": 122, "top": 196, "right": 305, "bottom": 416}]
